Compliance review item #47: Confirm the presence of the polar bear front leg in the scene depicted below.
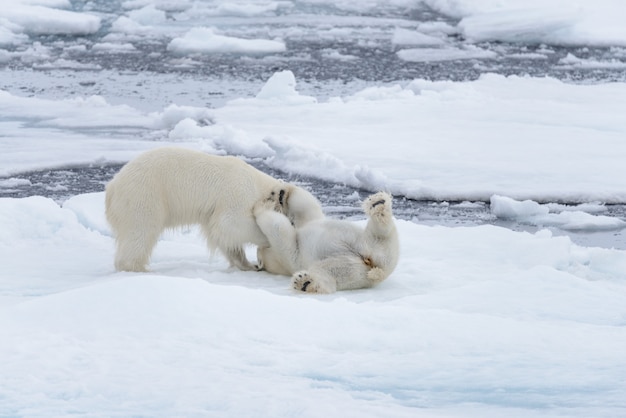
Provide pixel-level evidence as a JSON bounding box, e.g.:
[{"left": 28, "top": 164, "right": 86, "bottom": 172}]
[
  {"left": 113, "top": 227, "right": 161, "bottom": 272},
  {"left": 253, "top": 200, "right": 296, "bottom": 248},
  {"left": 292, "top": 271, "right": 337, "bottom": 294},
  {"left": 253, "top": 199, "right": 300, "bottom": 274},
  {"left": 224, "top": 246, "right": 257, "bottom": 271}
]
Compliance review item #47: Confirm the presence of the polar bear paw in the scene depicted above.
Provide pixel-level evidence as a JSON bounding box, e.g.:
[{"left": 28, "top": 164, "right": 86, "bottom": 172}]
[
  {"left": 267, "top": 180, "right": 288, "bottom": 214},
  {"left": 367, "top": 266, "right": 388, "bottom": 284},
  {"left": 363, "top": 192, "right": 392, "bottom": 219},
  {"left": 292, "top": 271, "right": 316, "bottom": 292},
  {"left": 253, "top": 198, "right": 279, "bottom": 218},
  {"left": 292, "top": 271, "right": 334, "bottom": 294},
  {"left": 265, "top": 186, "right": 288, "bottom": 214}
]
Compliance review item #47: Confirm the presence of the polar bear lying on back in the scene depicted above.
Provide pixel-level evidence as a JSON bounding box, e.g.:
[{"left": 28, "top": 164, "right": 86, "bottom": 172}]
[
  {"left": 255, "top": 191, "right": 400, "bottom": 293},
  {"left": 105, "top": 147, "right": 323, "bottom": 272}
]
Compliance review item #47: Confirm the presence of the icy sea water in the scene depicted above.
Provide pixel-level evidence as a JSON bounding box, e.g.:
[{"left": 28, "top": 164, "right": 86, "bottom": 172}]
[
  {"left": 2, "top": 1, "right": 626, "bottom": 109},
  {"left": 1, "top": 1, "right": 626, "bottom": 249},
  {"left": 2, "top": 162, "right": 625, "bottom": 250}
]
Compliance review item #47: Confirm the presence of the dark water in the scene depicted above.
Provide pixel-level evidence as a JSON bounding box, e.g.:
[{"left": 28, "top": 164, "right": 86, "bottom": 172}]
[{"left": 3, "top": 2, "right": 626, "bottom": 85}]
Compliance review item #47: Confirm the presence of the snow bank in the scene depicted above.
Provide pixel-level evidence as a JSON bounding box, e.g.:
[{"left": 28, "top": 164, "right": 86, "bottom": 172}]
[
  {"left": 255, "top": 70, "right": 316, "bottom": 103},
  {"left": 491, "top": 195, "right": 626, "bottom": 231},
  {"left": 457, "top": 7, "right": 580, "bottom": 45},
  {"left": 397, "top": 45, "right": 497, "bottom": 62},
  {"left": 425, "top": 0, "right": 626, "bottom": 46},
  {"left": 3, "top": 72, "right": 626, "bottom": 204},
  {"left": 558, "top": 53, "right": 626, "bottom": 69},
  {"left": 1, "top": 193, "right": 625, "bottom": 417},
  {"left": 0, "top": 0, "right": 100, "bottom": 36},
  {"left": 225, "top": 70, "right": 317, "bottom": 106},
  {"left": 167, "top": 27, "right": 286, "bottom": 55},
  {"left": 62, "top": 192, "right": 110, "bottom": 236},
  {"left": 0, "top": 90, "right": 218, "bottom": 175},
  {"left": 2, "top": 0, "right": 625, "bottom": 54},
  {"left": 391, "top": 27, "right": 445, "bottom": 46},
  {"left": 168, "top": 119, "right": 275, "bottom": 157},
  {"left": 213, "top": 72, "right": 626, "bottom": 203}
]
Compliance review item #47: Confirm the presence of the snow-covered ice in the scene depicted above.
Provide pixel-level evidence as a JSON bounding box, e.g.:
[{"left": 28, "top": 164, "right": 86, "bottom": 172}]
[
  {"left": 2, "top": 0, "right": 626, "bottom": 67},
  {"left": 167, "top": 27, "right": 286, "bottom": 55},
  {"left": 1, "top": 192, "right": 626, "bottom": 417},
  {"left": 3, "top": 72, "right": 625, "bottom": 205},
  {"left": 1, "top": 0, "right": 626, "bottom": 417},
  {"left": 425, "top": 0, "right": 626, "bottom": 46},
  {"left": 491, "top": 195, "right": 626, "bottom": 231}
]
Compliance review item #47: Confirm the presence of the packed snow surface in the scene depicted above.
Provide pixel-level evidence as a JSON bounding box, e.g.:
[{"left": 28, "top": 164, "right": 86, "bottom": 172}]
[
  {"left": 1, "top": 1, "right": 626, "bottom": 417},
  {"left": 1, "top": 193, "right": 625, "bottom": 417}
]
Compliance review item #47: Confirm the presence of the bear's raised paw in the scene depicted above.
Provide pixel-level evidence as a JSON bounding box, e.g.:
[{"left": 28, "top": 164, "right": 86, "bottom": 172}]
[
  {"left": 363, "top": 192, "right": 393, "bottom": 218},
  {"left": 253, "top": 198, "right": 279, "bottom": 218},
  {"left": 264, "top": 186, "right": 288, "bottom": 214}
]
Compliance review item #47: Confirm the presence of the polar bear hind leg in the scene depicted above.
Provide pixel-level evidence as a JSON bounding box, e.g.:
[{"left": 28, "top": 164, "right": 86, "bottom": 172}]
[
  {"left": 106, "top": 182, "right": 167, "bottom": 272},
  {"left": 363, "top": 192, "right": 394, "bottom": 233},
  {"left": 292, "top": 255, "right": 371, "bottom": 293},
  {"left": 293, "top": 259, "right": 389, "bottom": 294},
  {"left": 362, "top": 191, "right": 400, "bottom": 280},
  {"left": 112, "top": 225, "right": 162, "bottom": 272},
  {"left": 225, "top": 246, "right": 256, "bottom": 271},
  {"left": 292, "top": 270, "right": 337, "bottom": 294}
]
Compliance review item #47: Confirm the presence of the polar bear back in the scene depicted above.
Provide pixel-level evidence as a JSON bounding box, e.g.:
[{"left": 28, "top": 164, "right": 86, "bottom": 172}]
[{"left": 105, "top": 147, "right": 278, "bottom": 250}]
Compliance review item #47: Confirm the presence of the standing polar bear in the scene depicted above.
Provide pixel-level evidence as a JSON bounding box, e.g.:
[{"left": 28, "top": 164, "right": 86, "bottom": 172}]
[
  {"left": 255, "top": 191, "right": 400, "bottom": 293},
  {"left": 105, "top": 147, "right": 323, "bottom": 272}
]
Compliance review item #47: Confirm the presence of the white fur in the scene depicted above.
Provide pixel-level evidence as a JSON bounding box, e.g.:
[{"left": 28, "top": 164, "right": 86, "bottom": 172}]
[
  {"left": 255, "top": 192, "right": 400, "bottom": 293},
  {"left": 105, "top": 147, "right": 323, "bottom": 272}
]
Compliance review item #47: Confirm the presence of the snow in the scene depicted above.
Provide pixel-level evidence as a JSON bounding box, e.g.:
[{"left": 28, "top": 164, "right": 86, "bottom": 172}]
[
  {"left": 167, "top": 27, "right": 286, "bottom": 55},
  {"left": 424, "top": 0, "right": 626, "bottom": 46},
  {"left": 491, "top": 195, "right": 626, "bottom": 231},
  {"left": 0, "top": 0, "right": 100, "bottom": 36},
  {"left": 397, "top": 45, "right": 497, "bottom": 62},
  {"left": 1, "top": 0, "right": 624, "bottom": 51},
  {"left": 1, "top": 1, "right": 626, "bottom": 417},
  {"left": 1, "top": 194, "right": 626, "bottom": 417},
  {"left": 254, "top": 70, "right": 317, "bottom": 103},
  {"left": 391, "top": 27, "right": 446, "bottom": 46},
  {"left": 209, "top": 73, "right": 626, "bottom": 204},
  {"left": 558, "top": 53, "right": 626, "bottom": 69}
]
